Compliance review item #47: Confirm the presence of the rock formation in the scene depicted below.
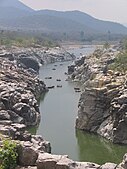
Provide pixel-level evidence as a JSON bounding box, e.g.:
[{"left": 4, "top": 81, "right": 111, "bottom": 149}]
[
  {"left": 0, "top": 45, "right": 75, "bottom": 67},
  {"left": 68, "top": 46, "right": 127, "bottom": 144},
  {"left": 0, "top": 54, "right": 53, "bottom": 168},
  {"left": 0, "top": 57, "right": 47, "bottom": 126}
]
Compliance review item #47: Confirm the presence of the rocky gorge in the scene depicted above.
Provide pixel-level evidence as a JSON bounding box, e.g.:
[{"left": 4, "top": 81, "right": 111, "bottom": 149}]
[{"left": 0, "top": 44, "right": 127, "bottom": 169}]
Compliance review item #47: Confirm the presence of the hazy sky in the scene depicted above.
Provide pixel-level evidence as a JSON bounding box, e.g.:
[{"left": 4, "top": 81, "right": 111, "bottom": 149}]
[{"left": 19, "top": 0, "right": 127, "bottom": 24}]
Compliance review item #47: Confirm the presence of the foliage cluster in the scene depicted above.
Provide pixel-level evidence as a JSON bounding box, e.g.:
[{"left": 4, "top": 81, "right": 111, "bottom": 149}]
[
  {"left": 0, "top": 30, "right": 58, "bottom": 48},
  {"left": 0, "top": 139, "right": 18, "bottom": 169},
  {"left": 109, "top": 51, "right": 127, "bottom": 72},
  {"left": 103, "top": 42, "right": 110, "bottom": 49}
]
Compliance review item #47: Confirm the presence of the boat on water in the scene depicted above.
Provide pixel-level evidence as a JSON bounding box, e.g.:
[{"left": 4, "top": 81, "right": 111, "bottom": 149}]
[
  {"left": 56, "top": 79, "right": 61, "bottom": 81},
  {"left": 48, "top": 86, "right": 55, "bottom": 89},
  {"left": 57, "top": 85, "right": 62, "bottom": 88},
  {"left": 75, "top": 90, "right": 81, "bottom": 92},
  {"left": 45, "top": 77, "right": 52, "bottom": 79},
  {"left": 74, "top": 87, "right": 80, "bottom": 90},
  {"left": 74, "top": 87, "right": 81, "bottom": 92}
]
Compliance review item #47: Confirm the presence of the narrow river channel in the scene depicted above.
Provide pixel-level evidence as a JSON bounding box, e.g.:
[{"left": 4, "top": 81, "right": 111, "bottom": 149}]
[{"left": 36, "top": 46, "right": 127, "bottom": 165}]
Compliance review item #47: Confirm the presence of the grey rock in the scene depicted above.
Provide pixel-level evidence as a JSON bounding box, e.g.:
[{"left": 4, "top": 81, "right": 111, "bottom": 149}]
[
  {"left": 18, "top": 56, "right": 39, "bottom": 72},
  {"left": 76, "top": 87, "right": 109, "bottom": 132},
  {"left": 18, "top": 142, "right": 38, "bottom": 166},
  {"left": 37, "top": 153, "right": 100, "bottom": 169},
  {"left": 0, "top": 110, "right": 11, "bottom": 120},
  {"left": 100, "top": 163, "right": 117, "bottom": 169}
]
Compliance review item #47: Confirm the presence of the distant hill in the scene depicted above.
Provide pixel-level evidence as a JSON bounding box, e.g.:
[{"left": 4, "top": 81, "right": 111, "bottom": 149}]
[
  {"left": 0, "top": 0, "right": 33, "bottom": 12},
  {"left": 37, "top": 10, "right": 127, "bottom": 34},
  {"left": 0, "top": 0, "right": 127, "bottom": 40},
  {"left": 0, "top": 0, "right": 34, "bottom": 19},
  {"left": 1, "top": 14, "right": 97, "bottom": 34}
]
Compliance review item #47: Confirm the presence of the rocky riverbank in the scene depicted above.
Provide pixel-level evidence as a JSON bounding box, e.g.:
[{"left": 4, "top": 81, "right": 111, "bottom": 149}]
[
  {"left": 67, "top": 44, "right": 127, "bottom": 145},
  {"left": 0, "top": 45, "right": 75, "bottom": 71},
  {"left": 0, "top": 45, "right": 127, "bottom": 169},
  {"left": 0, "top": 50, "right": 52, "bottom": 168}
]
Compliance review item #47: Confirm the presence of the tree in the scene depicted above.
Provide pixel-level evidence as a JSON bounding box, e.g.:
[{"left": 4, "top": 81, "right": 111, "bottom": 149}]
[
  {"left": 80, "top": 31, "right": 85, "bottom": 41},
  {"left": 103, "top": 42, "right": 110, "bottom": 49}
]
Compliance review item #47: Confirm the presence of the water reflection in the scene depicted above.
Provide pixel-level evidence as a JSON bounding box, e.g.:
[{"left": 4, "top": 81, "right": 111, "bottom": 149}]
[
  {"left": 27, "top": 125, "right": 38, "bottom": 135},
  {"left": 76, "top": 129, "right": 127, "bottom": 164},
  {"left": 27, "top": 92, "right": 48, "bottom": 135},
  {"left": 40, "top": 92, "right": 48, "bottom": 102}
]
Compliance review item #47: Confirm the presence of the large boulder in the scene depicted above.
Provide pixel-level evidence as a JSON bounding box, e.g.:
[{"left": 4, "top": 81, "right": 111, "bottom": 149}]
[
  {"left": 37, "top": 153, "right": 100, "bottom": 169},
  {"left": 68, "top": 64, "right": 75, "bottom": 74},
  {"left": 76, "top": 87, "right": 109, "bottom": 132},
  {"left": 31, "top": 135, "right": 51, "bottom": 153},
  {"left": 100, "top": 163, "right": 117, "bottom": 169},
  {"left": 18, "top": 142, "right": 38, "bottom": 166},
  {"left": 0, "top": 110, "right": 11, "bottom": 120},
  {"left": 13, "top": 103, "right": 40, "bottom": 126},
  {"left": 74, "top": 57, "right": 85, "bottom": 67}
]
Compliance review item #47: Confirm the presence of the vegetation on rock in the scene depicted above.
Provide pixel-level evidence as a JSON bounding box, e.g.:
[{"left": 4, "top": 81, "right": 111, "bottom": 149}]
[
  {"left": 0, "top": 138, "right": 18, "bottom": 169},
  {"left": 103, "top": 42, "right": 110, "bottom": 49},
  {"left": 109, "top": 52, "right": 127, "bottom": 72},
  {"left": 109, "top": 39, "right": 127, "bottom": 72}
]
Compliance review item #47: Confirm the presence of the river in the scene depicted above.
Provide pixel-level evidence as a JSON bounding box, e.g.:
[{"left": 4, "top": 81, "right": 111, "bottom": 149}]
[{"left": 36, "top": 45, "right": 127, "bottom": 165}]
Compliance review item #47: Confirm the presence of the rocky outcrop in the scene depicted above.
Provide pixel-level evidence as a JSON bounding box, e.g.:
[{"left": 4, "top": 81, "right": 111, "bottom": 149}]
[
  {"left": 18, "top": 56, "right": 40, "bottom": 72},
  {"left": 15, "top": 139, "right": 127, "bottom": 169},
  {"left": 0, "top": 58, "right": 47, "bottom": 126},
  {"left": 0, "top": 55, "right": 51, "bottom": 163},
  {"left": 0, "top": 54, "right": 51, "bottom": 168},
  {"left": 0, "top": 55, "right": 47, "bottom": 141},
  {"left": 76, "top": 87, "right": 110, "bottom": 132},
  {"left": 37, "top": 153, "right": 100, "bottom": 169},
  {"left": 12, "top": 143, "right": 127, "bottom": 169},
  {"left": 68, "top": 46, "right": 127, "bottom": 144},
  {"left": 0, "top": 46, "right": 75, "bottom": 68}
]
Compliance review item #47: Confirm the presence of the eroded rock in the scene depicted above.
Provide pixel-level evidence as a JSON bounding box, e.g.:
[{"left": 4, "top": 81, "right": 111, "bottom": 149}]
[{"left": 70, "top": 46, "right": 127, "bottom": 144}]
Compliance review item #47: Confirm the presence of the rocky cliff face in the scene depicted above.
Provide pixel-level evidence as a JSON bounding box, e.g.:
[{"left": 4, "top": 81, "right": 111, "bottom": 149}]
[
  {"left": 0, "top": 50, "right": 52, "bottom": 168},
  {"left": 0, "top": 57, "right": 47, "bottom": 126},
  {"left": 68, "top": 46, "right": 127, "bottom": 144}
]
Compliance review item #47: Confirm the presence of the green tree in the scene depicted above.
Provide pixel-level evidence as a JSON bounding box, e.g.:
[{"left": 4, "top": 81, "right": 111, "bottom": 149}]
[
  {"left": 103, "top": 42, "right": 110, "bottom": 49},
  {"left": 109, "top": 52, "right": 127, "bottom": 72},
  {"left": 0, "top": 139, "right": 18, "bottom": 169}
]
